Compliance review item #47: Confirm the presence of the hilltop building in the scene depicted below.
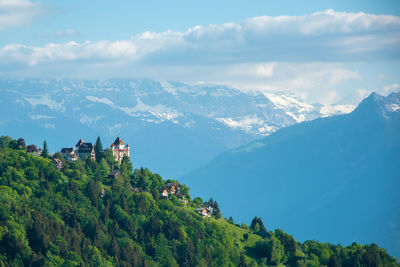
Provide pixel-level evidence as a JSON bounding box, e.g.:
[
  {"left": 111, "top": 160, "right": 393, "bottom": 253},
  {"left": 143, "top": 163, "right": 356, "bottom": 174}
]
[
  {"left": 111, "top": 137, "right": 130, "bottom": 162},
  {"left": 59, "top": 137, "right": 131, "bottom": 162},
  {"left": 75, "top": 139, "right": 96, "bottom": 161},
  {"left": 61, "top": 147, "right": 78, "bottom": 161}
]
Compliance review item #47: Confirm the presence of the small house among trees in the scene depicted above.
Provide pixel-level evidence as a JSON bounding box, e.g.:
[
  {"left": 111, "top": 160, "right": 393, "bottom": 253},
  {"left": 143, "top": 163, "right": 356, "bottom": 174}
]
[
  {"left": 52, "top": 158, "right": 63, "bottom": 170},
  {"left": 61, "top": 147, "right": 78, "bottom": 161},
  {"left": 196, "top": 207, "right": 210, "bottom": 217},
  {"left": 160, "top": 182, "right": 181, "bottom": 198},
  {"left": 165, "top": 183, "right": 180, "bottom": 195},
  {"left": 195, "top": 198, "right": 222, "bottom": 219},
  {"left": 160, "top": 188, "right": 169, "bottom": 198}
]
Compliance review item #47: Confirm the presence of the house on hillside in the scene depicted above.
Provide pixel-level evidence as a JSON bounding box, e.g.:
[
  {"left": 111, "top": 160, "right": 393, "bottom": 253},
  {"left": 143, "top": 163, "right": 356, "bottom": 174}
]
[
  {"left": 111, "top": 137, "right": 130, "bottom": 162},
  {"left": 52, "top": 158, "right": 63, "bottom": 170},
  {"left": 76, "top": 139, "right": 95, "bottom": 161},
  {"left": 159, "top": 182, "right": 181, "bottom": 198},
  {"left": 196, "top": 207, "right": 210, "bottom": 217},
  {"left": 160, "top": 188, "right": 169, "bottom": 198},
  {"left": 61, "top": 147, "right": 78, "bottom": 161},
  {"left": 165, "top": 183, "right": 180, "bottom": 195}
]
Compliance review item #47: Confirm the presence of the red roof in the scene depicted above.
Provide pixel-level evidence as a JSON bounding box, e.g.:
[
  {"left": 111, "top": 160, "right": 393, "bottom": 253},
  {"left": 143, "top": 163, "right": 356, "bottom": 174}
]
[{"left": 113, "top": 137, "right": 124, "bottom": 146}]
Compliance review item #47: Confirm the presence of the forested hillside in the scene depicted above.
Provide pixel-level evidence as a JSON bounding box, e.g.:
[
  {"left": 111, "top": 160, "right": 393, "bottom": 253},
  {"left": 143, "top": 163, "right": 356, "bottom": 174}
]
[{"left": 0, "top": 136, "right": 398, "bottom": 266}]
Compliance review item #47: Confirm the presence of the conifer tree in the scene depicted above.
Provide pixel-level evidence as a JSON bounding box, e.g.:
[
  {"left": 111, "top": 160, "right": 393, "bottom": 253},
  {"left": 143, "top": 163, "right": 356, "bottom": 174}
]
[
  {"left": 42, "top": 141, "right": 49, "bottom": 158},
  {"left": 95, "top": 136, "right": 103, "bottom": 162},
  {"left": 120, "top": 155, "right": 133, "bottom": 176},
  {"left": 17, "top": 138, "right": 26, "bottom": 148}
]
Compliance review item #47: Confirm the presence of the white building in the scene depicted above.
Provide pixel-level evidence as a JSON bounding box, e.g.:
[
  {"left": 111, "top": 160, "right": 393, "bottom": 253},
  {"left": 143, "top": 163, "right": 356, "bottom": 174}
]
[{"left": 111, "top": 137, "right": 130, "bottom": 162}]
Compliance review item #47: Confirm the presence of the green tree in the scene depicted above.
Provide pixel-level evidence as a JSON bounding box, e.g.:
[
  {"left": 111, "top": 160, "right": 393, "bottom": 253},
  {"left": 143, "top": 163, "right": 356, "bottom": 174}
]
[
  {"left": 253, "top": 236, "right": 284, "bottom": 265},
  {"left": 193, "top": 197, "right": 203, "bottom": 207},
  {"left": 251, "top": 217, "right": 267, "bottom": 233},
  {"left": 17, "top": 138, "right": 26, "bottom": 149},
  {"left": 103, "top": 148, "right": 116, "bottom": 168},
  {"left": 0, "top": 136, "right": 12, "bottom": 148},
  {"left": 42, "top": 141, "right": 49, "bottom": 158},
  {"left": 97, "top": 158, "right": 110, "bottom": 178},
  {"left": 120, "top": 155, "right": 133, "bottom": 176},
  {"left": 328, "top": 254, "right": 341, "bottom": 267},
  {"left": 95, "top": 136, "right": 103, "bottom": 163},
  {"left": 238, "top": 252, "right": 248, "bottom": 267},
  {"left": 268, "top": 236, "right": 284, "bottom": 265},
  {"left": 275, "top": 229, "right": 296, "bottom": 259}
]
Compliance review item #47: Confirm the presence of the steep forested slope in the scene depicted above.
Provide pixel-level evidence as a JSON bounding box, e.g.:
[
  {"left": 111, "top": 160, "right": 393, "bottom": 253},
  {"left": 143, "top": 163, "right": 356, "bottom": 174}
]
[{"left": 0, "top": 137, "right": 398, "bottom": 266}]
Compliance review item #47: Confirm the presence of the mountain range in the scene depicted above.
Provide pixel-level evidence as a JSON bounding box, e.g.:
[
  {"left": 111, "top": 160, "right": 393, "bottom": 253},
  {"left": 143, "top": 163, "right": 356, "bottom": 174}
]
[
  {"left": 182, "top": 92, "right": 400, "bottom": 257},
  {"left": 0, "top": 78, "right": 353, "bottom": 178}
]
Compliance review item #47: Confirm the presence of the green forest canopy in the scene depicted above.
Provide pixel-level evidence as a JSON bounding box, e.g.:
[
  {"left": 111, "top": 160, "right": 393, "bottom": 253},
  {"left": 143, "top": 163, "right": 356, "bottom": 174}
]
[{"left": 0, "top": 136, "right": 398, "bottom": 267}]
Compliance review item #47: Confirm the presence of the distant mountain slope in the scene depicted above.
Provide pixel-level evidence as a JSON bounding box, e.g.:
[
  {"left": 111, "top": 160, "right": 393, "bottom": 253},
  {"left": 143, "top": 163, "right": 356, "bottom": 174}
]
[
  {"left": 182, "top": 92, "right": 400, "bottom": 257},
  {"left": 0, "top": 78, "right": 353, "bottom": 178}
]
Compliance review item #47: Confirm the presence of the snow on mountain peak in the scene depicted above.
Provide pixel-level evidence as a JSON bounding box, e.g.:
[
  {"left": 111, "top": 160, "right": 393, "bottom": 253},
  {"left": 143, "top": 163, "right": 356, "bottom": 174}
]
[
  {"left": 1, "top": 78, "right": 357, "bottom": 138},
  {"left": 121, "top": 97, "right": 182, "bottom": 123},
  {"left": 86, "top": 96, "right": 114, "bottom": 106},
  {"left": 24, "top": 95, "right": 65, "bottom": 112},
  {"left": 319, "top": 105, "right": 355, "bottom": 117}
]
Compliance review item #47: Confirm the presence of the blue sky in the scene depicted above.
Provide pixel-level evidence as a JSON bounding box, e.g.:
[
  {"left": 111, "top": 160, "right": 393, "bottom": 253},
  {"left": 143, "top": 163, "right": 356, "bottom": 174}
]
[{"left": 1, "top": 0, "right": 400, "bottom": 104}]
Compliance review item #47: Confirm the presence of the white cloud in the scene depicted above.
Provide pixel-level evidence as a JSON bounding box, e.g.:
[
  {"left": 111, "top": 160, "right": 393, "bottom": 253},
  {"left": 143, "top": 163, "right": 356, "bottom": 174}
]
[
  {"left": 355, "top": 84, "right": 400, "bottom": 103},
  {"left": 1, "top": 9, "right": 399, "bottom": 67},
  {"left": 0, "top": 0, "right": 43, "bottom": 30},
  {"left": 254, "top": 63, "right": 277, "bottom": 78},
  {"left": 382, "top": 83, "right": 400, "bottom": 94},
  {"left": 0, "top": 10, "right": 399, "bottom": 105}
]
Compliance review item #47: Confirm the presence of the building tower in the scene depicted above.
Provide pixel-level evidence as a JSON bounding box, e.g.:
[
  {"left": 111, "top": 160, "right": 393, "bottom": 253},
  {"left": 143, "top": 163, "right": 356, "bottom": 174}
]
[
  {"left": 75, "top": 139, "right": 95, "bottom": 161},
  {"left": 111, "top": 137, "right": 130, "bottom": 162}
]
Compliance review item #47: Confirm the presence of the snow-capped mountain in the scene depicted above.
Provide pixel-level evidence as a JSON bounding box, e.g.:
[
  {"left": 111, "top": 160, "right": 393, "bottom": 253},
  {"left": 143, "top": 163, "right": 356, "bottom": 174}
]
[{"left": 0, "top": 78, "right": 353, "bottom": 177}]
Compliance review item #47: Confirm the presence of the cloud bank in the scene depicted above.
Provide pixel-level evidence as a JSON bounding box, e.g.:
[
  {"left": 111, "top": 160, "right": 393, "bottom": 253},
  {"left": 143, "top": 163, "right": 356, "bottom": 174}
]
[
  {"left": 1, "top": 9, "right": 399, "bottom": 67},
  {"left": 0, "top": 0, "right": 43, "bottom": 30},
  {"left": 1, "top": 9, "right": 399, "bottom": 104}
]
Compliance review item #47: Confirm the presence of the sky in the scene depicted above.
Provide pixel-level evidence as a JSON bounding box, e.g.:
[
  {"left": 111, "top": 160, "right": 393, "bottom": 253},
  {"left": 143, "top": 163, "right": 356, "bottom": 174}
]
[{"left": 1, "top": 0, "right": 400, "bottom": 105}]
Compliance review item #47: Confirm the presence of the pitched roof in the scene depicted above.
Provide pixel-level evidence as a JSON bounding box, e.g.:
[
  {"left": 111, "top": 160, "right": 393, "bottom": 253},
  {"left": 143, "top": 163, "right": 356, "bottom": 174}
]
[
  {"left": 76, "top": 139, "right": 84, "bottom": 146},
  {"left": 61, "top": 147, "right": 73, "bottom": 153},
  {"left": 113, "top": 137, "right": 124, "bottom": 146}
]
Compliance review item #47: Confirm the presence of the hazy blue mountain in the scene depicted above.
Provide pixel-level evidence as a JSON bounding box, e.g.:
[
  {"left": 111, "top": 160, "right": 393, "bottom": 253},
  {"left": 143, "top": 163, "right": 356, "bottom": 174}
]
[
  {"left": 182, "top": 92, "right": 400, "bottom": 257},
  {"left": 0, "top": 78, "right": 352, "bottom": 177}
]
